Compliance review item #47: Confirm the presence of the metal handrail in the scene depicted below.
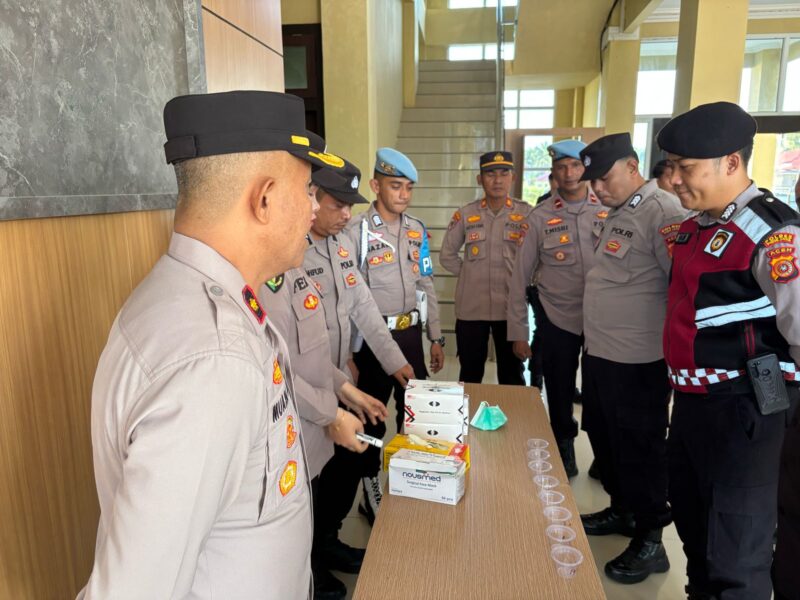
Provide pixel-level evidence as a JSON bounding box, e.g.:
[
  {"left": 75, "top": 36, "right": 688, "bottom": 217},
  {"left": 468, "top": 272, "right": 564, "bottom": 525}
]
[{"left": 495, "top": 1, "right": 519, "bottom": 151}]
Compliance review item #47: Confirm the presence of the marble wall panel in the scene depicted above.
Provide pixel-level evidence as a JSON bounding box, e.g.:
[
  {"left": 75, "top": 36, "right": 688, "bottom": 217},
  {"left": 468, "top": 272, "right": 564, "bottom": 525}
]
[{"left": 0, "top": 0, "right": 206, "bottom": 220}]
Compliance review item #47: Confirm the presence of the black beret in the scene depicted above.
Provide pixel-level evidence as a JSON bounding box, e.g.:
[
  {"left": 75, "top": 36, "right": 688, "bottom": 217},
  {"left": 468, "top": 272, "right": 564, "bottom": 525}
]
[
  {"left": 656, "top": 101, "right": 757, "bottom": 159},
  {"left": 163, "top": 90, "right": 345, "bottom": 170},
  {"left": 479, "top": 151, "right": 514, "bottom": 171},
  {"left": 579, "top": 133, "right": 636, "bottom": 181},
  {"left": 312, "top": 158, "right": 368, "bottom": 204}
]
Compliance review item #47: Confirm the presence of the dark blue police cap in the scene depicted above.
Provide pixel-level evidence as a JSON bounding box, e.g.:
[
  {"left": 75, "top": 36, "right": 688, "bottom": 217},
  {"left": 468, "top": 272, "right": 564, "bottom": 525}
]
[
  {"left": 579, "top": 133, "right": 637, "bottom": 181},
  {"left": 312, "top": 158, "right": 368, "bottom": 204},
  {"left": 163, "top": 90, "right": 344, "bottom": 170}
]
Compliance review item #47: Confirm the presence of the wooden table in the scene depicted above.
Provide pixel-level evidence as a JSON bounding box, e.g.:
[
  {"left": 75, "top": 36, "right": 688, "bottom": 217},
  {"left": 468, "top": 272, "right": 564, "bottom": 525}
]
[{"left": 353, "top": 383, "right": 606, "bottom": 600}]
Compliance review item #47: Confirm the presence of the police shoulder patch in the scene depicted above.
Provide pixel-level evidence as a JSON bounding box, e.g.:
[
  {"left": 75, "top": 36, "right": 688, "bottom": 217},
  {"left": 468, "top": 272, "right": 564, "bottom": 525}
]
[{"left": 266, "top": 275, "right": 284, "bottom": 293}]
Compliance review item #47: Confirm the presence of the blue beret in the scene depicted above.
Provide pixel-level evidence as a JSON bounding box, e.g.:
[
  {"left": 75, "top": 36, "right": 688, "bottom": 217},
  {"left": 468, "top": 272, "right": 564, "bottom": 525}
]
[
  {"left": 374, "top": 147, "right": 418, "bottom": 183},
  {"left": 548, "top": 139, "right": 587, "bottom": 162}
]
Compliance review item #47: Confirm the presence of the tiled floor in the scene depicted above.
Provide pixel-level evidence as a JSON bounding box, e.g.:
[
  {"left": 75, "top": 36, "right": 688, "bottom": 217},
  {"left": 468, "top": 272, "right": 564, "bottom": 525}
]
[{"left": 335, "top": 358, "right": 689, "bottom": 600}]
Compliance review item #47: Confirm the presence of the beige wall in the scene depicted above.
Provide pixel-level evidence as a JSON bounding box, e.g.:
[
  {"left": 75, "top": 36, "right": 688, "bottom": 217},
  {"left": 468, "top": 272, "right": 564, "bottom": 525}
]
[
  {"left": 323, "top": 0, "right": 404, "bottom": 188},
  {"left": 281, "top": 0, "right": 320, "bottom": 24}
]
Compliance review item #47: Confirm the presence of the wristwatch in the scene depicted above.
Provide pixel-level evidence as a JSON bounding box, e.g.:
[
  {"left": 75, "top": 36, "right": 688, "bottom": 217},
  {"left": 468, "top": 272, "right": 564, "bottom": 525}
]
[{"left": 432, "top": 336, "right": 446, "bottom": 347}]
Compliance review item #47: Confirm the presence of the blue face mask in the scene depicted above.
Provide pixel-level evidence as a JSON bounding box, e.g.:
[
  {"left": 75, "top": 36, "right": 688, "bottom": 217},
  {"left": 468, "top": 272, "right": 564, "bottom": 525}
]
[{"left": 470, "top": 401, "right": 508, "bottom": 431}]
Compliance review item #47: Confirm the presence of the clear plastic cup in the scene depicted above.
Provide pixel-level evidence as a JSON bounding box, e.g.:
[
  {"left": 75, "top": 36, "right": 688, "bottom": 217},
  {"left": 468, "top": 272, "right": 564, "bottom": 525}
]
[
  {"left": 538, "top": 489, "right": 565, "bottom": 507},
  {"left": 543, "top": 505, "right": 572, "bottom": 524},
  {"left": 528, "top": 460, "right": 553, "bottom": 475},
  {"left": 533, "top": 474, "right": 559, "bottom": 490},
  {"left": 527, "top": 448, "right": 551, "bottom": 461},
  {"left": 545, "top": 524, "right": 576, "bottom": 545},
  {"left": 527, "top": 438, "right": 549, "bottom": 450},
  {"left": 551, "top": 544, "right": 583, "bottom": 579}
]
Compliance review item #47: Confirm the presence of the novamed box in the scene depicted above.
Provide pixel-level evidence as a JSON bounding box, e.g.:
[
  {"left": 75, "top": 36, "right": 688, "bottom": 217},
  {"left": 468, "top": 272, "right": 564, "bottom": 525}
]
[
  {"left": 388, "top": 449, "right": 466, "bottom": 506},
  {"left": 382, "top": 434, "right": 470, "bottom": 472}
]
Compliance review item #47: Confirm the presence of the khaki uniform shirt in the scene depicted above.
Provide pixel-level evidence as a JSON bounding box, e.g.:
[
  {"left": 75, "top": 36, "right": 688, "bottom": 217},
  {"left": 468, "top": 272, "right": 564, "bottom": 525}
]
[
  {"left": 345, "top": 202, "right": 443, "bottom": 341},
  {"left": 697, "top": 183, "right": 800, "bottom": 364},
  {"left": 439, "top": 197, "right": 534, "bottom": 321},
  {"left": 304, "top": 234, "right": 407, "bottom": 374},
  {"left": 508, "top": 189, "right": 606, "bottom": 340},
  {"left": 583, "top": 179, "right": 688, "bottom": 364},
  {"left": 261, "top": 268, "right": 350, "bottom": 479},
  {"left": 79, "top": 234, "right": 312, "bottom": 600}
]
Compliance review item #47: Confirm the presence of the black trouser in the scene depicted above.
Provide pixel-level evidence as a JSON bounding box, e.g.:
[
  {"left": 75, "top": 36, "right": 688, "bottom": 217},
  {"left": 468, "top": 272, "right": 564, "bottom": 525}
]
[
  {"left": 316, "top": 325, "right": 427, "bottom": 536},
  {"left": 774, "top": 398, "right": 800, "bottom": 600},
  {"left": 536, "top": 304, "right": 582, "bottom": 442},
  {"left": 582, "top": 354, "right": 671, "bottom": 533},
  {"left": 669, "top": 388, "right": 798, "bottom": 599},
  {"left": 526, "top": 285, "right": 544, "bottom": 388},
  {"left": 455, "top": 319, "right": 524, "bottom": 385}
]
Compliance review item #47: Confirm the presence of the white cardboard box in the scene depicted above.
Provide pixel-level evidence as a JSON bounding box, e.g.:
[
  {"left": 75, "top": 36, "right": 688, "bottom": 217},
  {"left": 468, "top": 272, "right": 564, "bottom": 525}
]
[
  {"left": 388, "top": 449, "right": 466, "bottom": 506},
  {"left": 404, "top": 391, "right": 469, "bottom": 426},
  {"left": 404, "top": 420, "right": 467, "bottom": 444}
]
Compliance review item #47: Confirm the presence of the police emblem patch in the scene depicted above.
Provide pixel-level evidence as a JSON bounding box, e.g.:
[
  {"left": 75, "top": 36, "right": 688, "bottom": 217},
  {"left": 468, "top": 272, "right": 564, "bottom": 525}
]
[
  {"left": 286, "top": 416, "right": 297, "bottom": 449},
  {"left": 345, "top": 273, "right": 357, "bottom": 287},
  {"left": 764, "top": 232, "right": 795, "bottom": 247},
  {"left": 559, "top": 234, "right": 570, "bottom": 244},
  {"left": 547, "top": 217, "right": 563, "bottom": 226},
  {"left": 383, "top": 251, "right": 394, "bottom": 262},
  {"left": 304, "top": 294, "right": 319, "bottom": 310},
  {"left": 467, "top": 215, "right": 481, "bottom": 223},
  {"left": 279, "top": 460, "right": 298, "bottom": 496},
  {"left": 597, "top": 211, "right": 608, "bottom": 219},
  {"left": 769, "top": 247, "right": 799, "bottom": 283},
  {"left": 628, "top": 194, "right": 643, "bottom": 209},
  {"left": 351, "top": 176, "right": 359, "bottom": 189},
  {"left": 583, "top": 155, "right": 591, "bottom": 167},
  {"left": 338, "top": 246, "right": 349, "bottom": 258},
  {"left": 242, "top": 285, "right": 266, "bottom": 323},
  {"left": 273, "top": 360, "right": 284, "bottom": 385},
  {"left": 470, "top": 246, "right": 479, "bottom": 256},
  {"left": 720, "top": 202, "right": 737, "bottom": 222},
  {"left": 372, "top": 214, "right": 384, "bottom": 228},
  {"left": 468, "top": 232, "right": 480, "bottom": 242},
  {"left": 266, "top": 275, "right": 284, "bottom": 293},
  {"left": 605, "top": 240, "right": 621, "bottom": 253},
  {"left": 704, "top": 229, "right": 735, "bottom": 258},
  {"left": 555, "top": 251, "right": 566, "bottom": 261}
]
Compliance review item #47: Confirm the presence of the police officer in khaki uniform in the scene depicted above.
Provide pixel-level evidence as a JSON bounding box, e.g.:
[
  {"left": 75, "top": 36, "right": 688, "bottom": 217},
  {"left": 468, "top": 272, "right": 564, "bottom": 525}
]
[
  {"left": 79, "top": 91, "right": 346, "bottom": 599},
  {"left": 300, "top": 158, "right": 415, "bottom": 565},
  {"left": 344, "top": 147, "right": 445, "bottom": 521},
  {"left": 575, "top": 133, "right": 687, "bottom": 585},
  {"left": 439, "top": 150, "right": 531, "bottom": 385},
  {"left": 507, "top": 139, "right": 606, "bottom": 476},
  {"left": 658, "top": 102, "right": 800, "bottom": 600},
  {"left": 262, "top": 264, "right": 387, "bottom": 600}
]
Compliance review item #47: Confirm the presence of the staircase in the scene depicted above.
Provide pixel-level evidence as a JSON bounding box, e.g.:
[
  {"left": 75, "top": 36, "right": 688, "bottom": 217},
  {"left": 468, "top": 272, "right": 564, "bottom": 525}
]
[{"left": 397, "top": 60, "right": 499, "bottom": 355}]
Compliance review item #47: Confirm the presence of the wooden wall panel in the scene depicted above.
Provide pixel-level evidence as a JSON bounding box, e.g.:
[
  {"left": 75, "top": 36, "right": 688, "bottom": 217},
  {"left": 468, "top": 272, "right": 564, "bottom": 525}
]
[
  {"left": 0, "top": 209, "right": 174, "bottom": 599},
  {"left": 203, "top": 0, "right": 283, "bottom": 51},
  {"left": 202, "top": 7, "right": 285, "bottom": 92}
]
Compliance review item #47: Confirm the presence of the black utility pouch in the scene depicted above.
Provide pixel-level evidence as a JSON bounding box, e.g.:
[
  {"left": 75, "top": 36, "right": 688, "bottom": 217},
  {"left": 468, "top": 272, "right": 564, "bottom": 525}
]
[{"left": 746, "top": 353, "right": 791, "bottom": 415}]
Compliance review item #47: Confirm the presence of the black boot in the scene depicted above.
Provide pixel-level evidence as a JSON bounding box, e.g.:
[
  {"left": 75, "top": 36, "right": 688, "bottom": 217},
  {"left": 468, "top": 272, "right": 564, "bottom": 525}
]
[
  {"left": 604, "top": 530, "right": 670, "bottom": 584},
  {"left": 556, "top": 439, "right": 578, "bottom": 478},
  {"left": 580, "top": 506, "right": 635, "bottom": 537},
  {"left": 685, "top": 583, "right": 714, "bottom": 600},
  {"left": 318, "top": 533, "right": 365, "bottom": 574},
  {"left": 588, "top": 458, "right": 601, "bottom": 480},
  {"left": 312, "top": 566, "right": 347, "bottom": 600}
]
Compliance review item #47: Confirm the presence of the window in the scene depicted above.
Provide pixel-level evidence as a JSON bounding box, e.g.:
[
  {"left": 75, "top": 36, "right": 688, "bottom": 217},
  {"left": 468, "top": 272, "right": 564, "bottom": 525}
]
[
  {"left": 448, "top": 0, "right": 518, "bottom": 7},
  {"left": 635, "top": 40, "right": 677, "bottom": 116},
  {"left": 522, "top": 135, "right": 554, "bottom": 202},
  {"left": 770, "top": 132, "right": 800, "bottom": 209},
  {"left": 503, "top": 89, "right": 554, "bottom": 130},
  {"left": 632, "top": 121, "right": 650, "bottom": 176},
  {"left": 447, "top": 42, "right": 514, "bottom": 61},
  {"left": 739, "top": 38, "right": 783, "bottom": 112},
  {"left": 783, "top": 38, "right": 800, "bottom": 112}
]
